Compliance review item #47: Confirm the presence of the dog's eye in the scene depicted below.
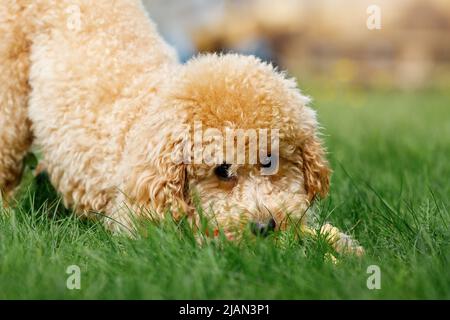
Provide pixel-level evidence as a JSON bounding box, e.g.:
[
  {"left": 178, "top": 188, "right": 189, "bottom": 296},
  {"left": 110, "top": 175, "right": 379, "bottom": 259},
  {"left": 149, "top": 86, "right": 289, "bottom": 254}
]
[
  {"left": 261, "top": 154, "right": 272, "bottom": 168},
  {"left": 214, "top": 164, "right": 232, "bottom": 181}
]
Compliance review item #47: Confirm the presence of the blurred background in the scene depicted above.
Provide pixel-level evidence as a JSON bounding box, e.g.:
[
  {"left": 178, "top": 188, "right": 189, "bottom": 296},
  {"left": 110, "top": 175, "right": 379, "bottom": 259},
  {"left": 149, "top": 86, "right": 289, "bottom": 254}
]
[{"left": 142, "top": 0, "right": 450, "bottom": 91}]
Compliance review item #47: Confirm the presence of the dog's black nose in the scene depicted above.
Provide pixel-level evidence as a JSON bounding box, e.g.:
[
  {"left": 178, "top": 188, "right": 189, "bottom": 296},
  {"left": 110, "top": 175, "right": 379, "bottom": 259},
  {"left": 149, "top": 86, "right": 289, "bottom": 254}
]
[{"left": 250, "top": 218, "right": 276, "bottom": 237}]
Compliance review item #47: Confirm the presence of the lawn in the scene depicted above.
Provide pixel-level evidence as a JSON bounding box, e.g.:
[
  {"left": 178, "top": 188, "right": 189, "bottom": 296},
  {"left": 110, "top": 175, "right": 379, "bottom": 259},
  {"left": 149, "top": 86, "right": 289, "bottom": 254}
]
[{"left": 0, "top": 86, "right": 449, "bottom": 299}]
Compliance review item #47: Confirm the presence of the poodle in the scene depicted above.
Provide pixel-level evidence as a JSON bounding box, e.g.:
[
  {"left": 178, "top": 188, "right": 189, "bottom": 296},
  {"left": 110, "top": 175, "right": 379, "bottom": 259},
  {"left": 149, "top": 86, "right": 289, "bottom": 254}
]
[{"left": 0, "top": 0, "right": 362, "bottom": 254}]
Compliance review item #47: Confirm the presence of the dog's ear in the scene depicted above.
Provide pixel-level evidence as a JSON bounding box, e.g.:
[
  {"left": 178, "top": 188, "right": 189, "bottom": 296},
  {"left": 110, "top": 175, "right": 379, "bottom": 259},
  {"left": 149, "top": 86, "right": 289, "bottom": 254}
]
[
  {"left": 123, "top": 133, "right": 191, "bottom": 220},
  {"left": 291, "top": 99, "right": 331, "bottom": 202},
  {"left": 300, "top": 135, "right": 331, "bottom": 201}
]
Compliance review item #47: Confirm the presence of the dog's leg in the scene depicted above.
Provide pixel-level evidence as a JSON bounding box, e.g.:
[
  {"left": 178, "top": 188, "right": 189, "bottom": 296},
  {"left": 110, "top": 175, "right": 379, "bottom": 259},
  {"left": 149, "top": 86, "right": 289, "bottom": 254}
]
[
  {"left": 0, "top": 3, "right": 32, "bottom": 201},
  {"left": 319, "top": 223, "right": 364, "bottom": 256},
  {"left": 302, "top": 224, "right": 364, "bottom": 256}
]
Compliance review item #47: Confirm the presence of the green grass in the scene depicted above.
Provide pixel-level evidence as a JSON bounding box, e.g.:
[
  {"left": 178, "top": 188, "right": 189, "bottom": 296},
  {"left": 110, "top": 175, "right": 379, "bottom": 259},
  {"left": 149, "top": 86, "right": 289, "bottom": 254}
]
[{"left": 1, "top": 87, "right": 449, "bottom": 299}]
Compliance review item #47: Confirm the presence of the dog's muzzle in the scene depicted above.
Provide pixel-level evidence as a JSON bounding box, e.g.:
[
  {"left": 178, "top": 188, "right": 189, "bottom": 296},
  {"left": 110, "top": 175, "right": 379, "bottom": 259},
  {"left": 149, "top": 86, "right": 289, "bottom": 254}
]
[{"left": 250, "top": 218, "right": 276, "bottom": 237}]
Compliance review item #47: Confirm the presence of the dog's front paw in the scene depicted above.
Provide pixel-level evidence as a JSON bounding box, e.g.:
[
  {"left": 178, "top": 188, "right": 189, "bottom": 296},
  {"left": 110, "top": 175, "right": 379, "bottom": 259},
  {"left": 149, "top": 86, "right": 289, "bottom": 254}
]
[{"left": 320, "top": 224, "right": 364, "bottom": 256}]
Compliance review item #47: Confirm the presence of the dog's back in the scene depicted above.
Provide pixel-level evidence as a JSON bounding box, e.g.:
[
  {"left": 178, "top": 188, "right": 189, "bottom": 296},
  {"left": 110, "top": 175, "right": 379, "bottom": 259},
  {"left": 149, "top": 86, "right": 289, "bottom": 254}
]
[{"left": 0, "top": 0, "right": 178, "bottom": 214}]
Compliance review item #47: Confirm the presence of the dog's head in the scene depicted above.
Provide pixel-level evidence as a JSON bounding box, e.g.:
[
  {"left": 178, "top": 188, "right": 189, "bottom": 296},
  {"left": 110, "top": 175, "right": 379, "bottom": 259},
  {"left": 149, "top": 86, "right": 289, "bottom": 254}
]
[{"left": 122, "top": 54, "right": 330, "bottom": 237}]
